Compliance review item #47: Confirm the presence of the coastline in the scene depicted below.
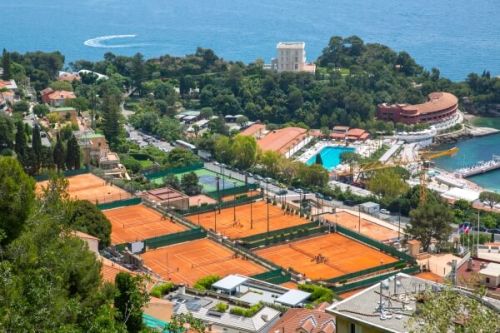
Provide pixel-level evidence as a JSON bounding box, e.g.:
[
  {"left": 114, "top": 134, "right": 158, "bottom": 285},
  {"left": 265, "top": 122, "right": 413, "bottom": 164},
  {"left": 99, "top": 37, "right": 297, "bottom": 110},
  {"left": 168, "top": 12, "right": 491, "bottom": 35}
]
[{"left": 434, "top": 113, "right": 500, "bottom": 144}]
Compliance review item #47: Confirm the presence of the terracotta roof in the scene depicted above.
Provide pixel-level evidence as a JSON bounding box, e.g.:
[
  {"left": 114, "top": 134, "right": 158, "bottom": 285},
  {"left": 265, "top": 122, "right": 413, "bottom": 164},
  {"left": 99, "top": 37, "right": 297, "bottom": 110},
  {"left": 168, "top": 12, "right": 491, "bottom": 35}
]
[
  {"left": 346, "top": 128, "right": 366, "bottom": 137},
  {"left": 415, "top": 272, "right": 444, "bottom": 283},
  {"left": 240, "top": 123, "right": 266, "bottom": 137},
  {"left": 47, "top": 90, "right": 76, "bottom": 100},
  {"left": 257, "top": 127, "right": 307, "bottom": 155},
  {"left": 401, "top": 92, "right": 458, "bottom": 115},
  {"left": 100, "top": 257, "right": 134, "bottom": 283},
  {"left": 332, "top": 126, "right": 349, "bottom": 132},
  {"left": 269, "top": 308, "right": 335, "bottom": 333},
  {"left": 40, "top": 87, "right": 54, "bottom": 96}
]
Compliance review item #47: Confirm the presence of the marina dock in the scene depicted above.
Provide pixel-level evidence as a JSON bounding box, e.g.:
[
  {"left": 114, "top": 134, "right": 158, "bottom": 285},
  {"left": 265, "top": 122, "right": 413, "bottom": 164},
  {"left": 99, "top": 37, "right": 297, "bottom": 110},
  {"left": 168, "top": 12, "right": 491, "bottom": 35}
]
[{"left": 456, "top": 155, "right": 500, "bottom": 178}]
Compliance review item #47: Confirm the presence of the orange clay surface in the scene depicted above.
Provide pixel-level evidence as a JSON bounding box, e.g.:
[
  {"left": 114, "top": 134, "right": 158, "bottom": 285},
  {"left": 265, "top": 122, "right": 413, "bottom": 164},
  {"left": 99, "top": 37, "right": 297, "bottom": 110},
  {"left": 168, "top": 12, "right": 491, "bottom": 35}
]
[
  {"left": 140, "top": 238, "right": 266, "bottom": 286},
  {"left": 103, "top": 204, "right": 186, "bottom": 244},
  {"left": 37, "top": 173, "right": 131, "bottom": 204},
  {"left": 254, "top": 233, "right": 398, "bottom": 281},
  {"left": 186, "top": 201, "right": 309, "bottom": 239},
  {"left": 323, "top": 212, "right": 399, "bottom": 242}
]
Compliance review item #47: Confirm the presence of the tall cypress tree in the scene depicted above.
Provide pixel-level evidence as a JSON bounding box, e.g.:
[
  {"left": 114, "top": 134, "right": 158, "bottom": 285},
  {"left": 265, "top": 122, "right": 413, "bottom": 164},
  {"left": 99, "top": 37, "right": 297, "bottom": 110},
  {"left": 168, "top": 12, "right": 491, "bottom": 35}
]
[
  {"left": 15, "top": 121, "right": 26, "bottom": 157},
  {"left": 31, "top": 125, "right": 42, "bottom": 172},
  {"left": 2, "top": 49, "right": 11, "bottom": 81},
  {"left": 65, "top": 135, "right": 80, "bottom": 170},
  {"left": 53, "top": 134, "right": 65, "bottom": 171}
]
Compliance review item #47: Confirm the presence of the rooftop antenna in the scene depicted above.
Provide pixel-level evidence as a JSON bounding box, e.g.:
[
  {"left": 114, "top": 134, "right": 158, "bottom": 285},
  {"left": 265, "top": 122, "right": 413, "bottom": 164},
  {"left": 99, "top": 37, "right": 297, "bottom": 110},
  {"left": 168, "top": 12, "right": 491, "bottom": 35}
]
[{"left": 376, "top": 279, "right": 390, "bottom": 316}]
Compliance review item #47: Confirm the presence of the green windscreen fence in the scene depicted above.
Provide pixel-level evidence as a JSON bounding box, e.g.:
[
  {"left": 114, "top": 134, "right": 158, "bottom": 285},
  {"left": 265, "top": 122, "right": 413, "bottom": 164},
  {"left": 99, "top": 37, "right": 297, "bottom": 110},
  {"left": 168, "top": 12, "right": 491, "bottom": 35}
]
[
  {"left": 206, "top": 183, "right": 259, "bottom": 200},
  {"left": 143, "top": 163, "right": 204, "bottom": 180},
  {"left": 34, "top": 167, "right": 90, "bottom": 181},
  {"left": 144, "top": 228, "right": 207, "bottom": 249},
  {"left": 251, "top": 269, "right": 291, "bottom": 284},
  {"left": 240, "top": 223, "right": 326, "bottom": 249},
  {"left": 97, "top": 197, "right": 142, "bottom": 210},
  {"left": 184, "top": 193, "right": 263, "bottom": 215},
  {"left": 335, "top": 224, "right": 416, "bottom": 264},
  {"left": 325, "top": 260, "right": 406, "bottom": 284},
  {"left": 332, "top": 265, "right": 421, "bottom": 293}
]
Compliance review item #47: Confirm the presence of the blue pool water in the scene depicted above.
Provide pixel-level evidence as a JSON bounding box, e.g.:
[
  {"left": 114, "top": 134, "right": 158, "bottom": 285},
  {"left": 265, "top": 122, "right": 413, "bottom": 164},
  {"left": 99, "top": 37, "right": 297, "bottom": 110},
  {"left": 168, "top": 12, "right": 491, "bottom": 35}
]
[
  {"left": 1, "top": 0, "right": 500, "bottom": 80},
  {"left": 307, "top": 146, "right": 355, "bottom": 171}
]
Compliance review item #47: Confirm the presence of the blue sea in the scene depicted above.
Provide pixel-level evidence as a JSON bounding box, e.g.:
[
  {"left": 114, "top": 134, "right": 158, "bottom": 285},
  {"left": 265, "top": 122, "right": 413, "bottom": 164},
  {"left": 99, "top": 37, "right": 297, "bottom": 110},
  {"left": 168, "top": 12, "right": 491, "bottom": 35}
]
[
  {"left": 434, "top": 134, "right": 500, "bottom": 192},
  {"left": 2, "top": 0, "right": 500, "bottom": 81}
]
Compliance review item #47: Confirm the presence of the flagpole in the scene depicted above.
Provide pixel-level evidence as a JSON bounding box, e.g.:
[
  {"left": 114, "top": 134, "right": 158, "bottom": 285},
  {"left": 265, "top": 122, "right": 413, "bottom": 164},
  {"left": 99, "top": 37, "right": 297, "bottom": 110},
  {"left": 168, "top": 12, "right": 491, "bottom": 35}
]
[{"left": 477, "top": 211, "right": 480, "bottom": 254}]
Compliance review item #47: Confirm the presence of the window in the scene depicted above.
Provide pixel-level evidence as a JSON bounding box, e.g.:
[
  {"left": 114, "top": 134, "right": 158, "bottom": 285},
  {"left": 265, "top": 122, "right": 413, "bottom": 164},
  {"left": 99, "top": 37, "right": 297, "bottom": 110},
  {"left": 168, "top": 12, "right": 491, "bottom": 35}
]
[
  {"left": 486, "top": 277, "right": 490, "bottom": 283},
  {"left": 294, "top": 64, "right": 298, "bottom": 70},
  {"left": 295, "top": 57, "right": 298, "bottom": 62}
]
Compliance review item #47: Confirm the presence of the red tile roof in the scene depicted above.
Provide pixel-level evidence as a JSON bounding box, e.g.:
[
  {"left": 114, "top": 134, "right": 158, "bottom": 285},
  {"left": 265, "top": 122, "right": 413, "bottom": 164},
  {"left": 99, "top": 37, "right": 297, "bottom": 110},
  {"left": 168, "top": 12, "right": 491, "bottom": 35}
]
[
  {"left": 257, "top": 127, "right": 307, "bottom": 155},
  {"left": 47, "top": 90, "right": 76, "bottom": 100},
  {"left": 401, "top": 92, "right": 458, "bottom": 115},
  {"left": 240, "top": 123, "right": 266, "bottom": 137},
  {"left": 269, "top": 308, "right": 335, "bottom": 333}
]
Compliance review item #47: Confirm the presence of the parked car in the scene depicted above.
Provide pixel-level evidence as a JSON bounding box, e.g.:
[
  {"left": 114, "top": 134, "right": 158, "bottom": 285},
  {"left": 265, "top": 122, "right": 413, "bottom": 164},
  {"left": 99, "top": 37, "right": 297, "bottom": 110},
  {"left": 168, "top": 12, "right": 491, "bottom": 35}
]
[
  {"left": 264, "top": 177, "right": 273, "bottom": 183},
  {"left": 277, "top": 189, "right": 288, "bottom": 195},
  {"left": 487, "top": 228, "right": 500, "bottom": 234},
  {"left": 323, "top": 195, "right": 333, "bottom": 201},
  {"left": 315, "top": 192, "right": 324, "bottom": 199},
  {"left": 295, "top": 188, "right": 304, "bottom": 194},
  {"left": 380, "top": 209, "right": 391, "bottom": 215}
]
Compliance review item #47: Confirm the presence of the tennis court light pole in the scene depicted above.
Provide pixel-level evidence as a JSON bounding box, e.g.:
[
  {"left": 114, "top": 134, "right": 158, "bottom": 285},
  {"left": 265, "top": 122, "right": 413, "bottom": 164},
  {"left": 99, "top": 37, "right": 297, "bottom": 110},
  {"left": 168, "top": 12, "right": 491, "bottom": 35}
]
[
  {"left": 250, "top": 200, "right": 253, "bottom": 229},
  {"left": 214, "top": 205, "right": 217, "bottom": 232},
  {"left": 233, "top": 181, "right": 237, "bottom": 222},
  {"left": 266, "top": 198, "right": 270, "bottom": 234},
  {"left": 358, "top": 205, "right": 361, "bottom": 232}
]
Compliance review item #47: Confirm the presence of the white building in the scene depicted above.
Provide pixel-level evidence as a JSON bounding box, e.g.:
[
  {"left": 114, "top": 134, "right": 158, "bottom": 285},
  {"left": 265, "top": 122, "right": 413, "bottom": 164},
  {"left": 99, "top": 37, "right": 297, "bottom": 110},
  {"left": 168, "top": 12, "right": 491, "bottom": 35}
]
[
  {"left": 271, "top": 42, "right": 316, "bottom": 73},
  {"left": 479, "top": 263, "right": 500, "bottom": 289}
]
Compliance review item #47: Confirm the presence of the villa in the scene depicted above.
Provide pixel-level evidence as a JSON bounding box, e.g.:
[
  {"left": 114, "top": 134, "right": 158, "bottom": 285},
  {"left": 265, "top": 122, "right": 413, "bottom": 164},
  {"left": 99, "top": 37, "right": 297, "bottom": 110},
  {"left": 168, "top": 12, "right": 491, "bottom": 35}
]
[
  {"left": 41, "top": 88, "right": 76, "bottom": 106},
  {"left": 271, "top": 42, "right": 316, "bottom": 73}
]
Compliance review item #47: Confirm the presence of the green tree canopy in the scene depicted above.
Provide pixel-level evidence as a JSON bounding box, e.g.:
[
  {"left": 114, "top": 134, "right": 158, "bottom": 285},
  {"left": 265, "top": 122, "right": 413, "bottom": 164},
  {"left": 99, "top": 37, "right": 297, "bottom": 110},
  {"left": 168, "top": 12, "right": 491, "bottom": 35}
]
[
  {"left": 479, "top": 191, "right": 500, "bottom": 209},
  {"left": 0, "top": 157, "right": 35, "bottom": 244},
  {"left": 67, "top": 200, "right": 112, "bottom": 247},
  {"left": 406, "top": 201, "right": 453, "bottom": 251},
  {"left": 181, "top": 171, "right": 202, "bottom": 195},
  {"left": 232, "top": 135, "right": 258, "bottom": 170}
]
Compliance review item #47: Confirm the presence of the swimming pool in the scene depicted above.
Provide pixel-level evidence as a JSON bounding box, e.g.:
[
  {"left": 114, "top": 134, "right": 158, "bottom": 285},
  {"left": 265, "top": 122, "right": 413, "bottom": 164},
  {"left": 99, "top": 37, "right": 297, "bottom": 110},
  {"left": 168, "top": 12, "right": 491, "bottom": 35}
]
[{"left": 306, "top": 146, "right": 355, "bottom": 171}]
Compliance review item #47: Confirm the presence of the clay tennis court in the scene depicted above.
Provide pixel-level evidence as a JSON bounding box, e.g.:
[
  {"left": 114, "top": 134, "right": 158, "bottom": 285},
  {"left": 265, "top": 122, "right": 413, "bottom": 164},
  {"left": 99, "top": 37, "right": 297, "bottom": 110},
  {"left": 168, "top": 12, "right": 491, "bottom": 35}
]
[
  {"left": 186, "top": 201, "right": 309, "bottom": 239},
  {"left": 323, "top": 211, "right": 399, "bottom": 242},
  {"left": 37, "top": 173, "right": 131, "bottom": 204},
  {"left": 254, "top": 233, "right": 398, "bottom": 281},
  {"left": 140, "top": 238, "right": 266, "bottom": 286},
  {"left": 103, "top": 204, "right": 186, "bottom": 244}
]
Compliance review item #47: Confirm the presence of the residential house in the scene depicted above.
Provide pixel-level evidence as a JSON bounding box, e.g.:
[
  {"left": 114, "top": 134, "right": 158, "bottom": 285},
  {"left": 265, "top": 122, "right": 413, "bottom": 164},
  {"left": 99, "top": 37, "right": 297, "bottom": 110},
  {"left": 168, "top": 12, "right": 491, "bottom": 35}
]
[
  {"left": 269, "top": 308, "right": 336, "bottom": 333},
  {"left": 41, "top": 88, "right": 76, "bottom": 106}
]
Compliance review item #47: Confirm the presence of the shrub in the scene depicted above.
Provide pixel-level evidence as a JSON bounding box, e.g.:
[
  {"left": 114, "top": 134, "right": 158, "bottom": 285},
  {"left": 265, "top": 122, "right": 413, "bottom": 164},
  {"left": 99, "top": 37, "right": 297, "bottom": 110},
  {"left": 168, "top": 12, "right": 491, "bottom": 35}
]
[
  {"left": 193, "top": 275, "right": 220, "bottom": 291},
  {"left": 298, "top": 284, "right": 334, "bottom": 303},
  {"left": 150, "top": 282, "right": 175, "bottom": 298},
  {"left": 229, "top": 302, "right": 263, "bottom": 317},
  {"left": 215, "top": 302, "right": 228, "bottom": 313}
]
